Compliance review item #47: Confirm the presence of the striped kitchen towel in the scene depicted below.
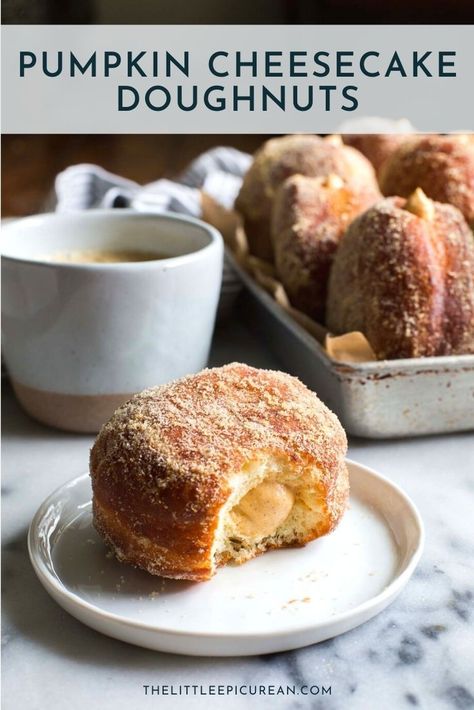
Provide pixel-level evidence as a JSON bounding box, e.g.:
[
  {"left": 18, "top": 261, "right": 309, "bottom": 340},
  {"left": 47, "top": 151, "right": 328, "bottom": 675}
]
[{"left": 55, "top": 146, "right": 252, "bottom": 215}]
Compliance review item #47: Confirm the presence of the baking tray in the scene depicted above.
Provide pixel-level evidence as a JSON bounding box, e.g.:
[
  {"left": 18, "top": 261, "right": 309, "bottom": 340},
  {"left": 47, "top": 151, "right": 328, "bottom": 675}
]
[{"left": 229, "top": 252, "right": 474, "bottom": 439}]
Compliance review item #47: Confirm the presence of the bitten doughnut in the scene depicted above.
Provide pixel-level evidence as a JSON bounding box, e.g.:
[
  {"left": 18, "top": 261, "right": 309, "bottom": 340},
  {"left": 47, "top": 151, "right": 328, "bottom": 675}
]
[
  {"left": 235, "top": 134, "right": 381, "bottom": 261},
  {"left": 379, "top": 135, "right": 474, "bottom": 225},
  {"left": 272, "top": 173, "right": 377, "bottom": 322},
  {"left": 90, "top": 363, "right": 349, "bottom": 581},
  {"left": 326, "top": 189, "right": 474, "bottom": 360}
]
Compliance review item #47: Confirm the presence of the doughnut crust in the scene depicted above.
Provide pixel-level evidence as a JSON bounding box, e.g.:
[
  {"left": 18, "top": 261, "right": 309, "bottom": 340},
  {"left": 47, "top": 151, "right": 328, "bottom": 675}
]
[
  {"left": 326, "top": 191, "right": 474, "bottom": 359},
  {"left": 90, "top": 363, "right": 349, "bottom": 581},
  {"left": 235, "top": 134, "right": 381, "bottom": 261},
  {"left": 379, "top": 135, "right": 474, "bottom": 225},
  {"left": 272, "top": 174, "right": 377, "bottom": 322}
]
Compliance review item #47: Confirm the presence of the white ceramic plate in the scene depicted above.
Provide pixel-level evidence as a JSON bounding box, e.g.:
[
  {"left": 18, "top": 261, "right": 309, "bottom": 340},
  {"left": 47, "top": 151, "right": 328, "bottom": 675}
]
[{"left": 28, "top": 460, "right": 423, "bottom": 656}]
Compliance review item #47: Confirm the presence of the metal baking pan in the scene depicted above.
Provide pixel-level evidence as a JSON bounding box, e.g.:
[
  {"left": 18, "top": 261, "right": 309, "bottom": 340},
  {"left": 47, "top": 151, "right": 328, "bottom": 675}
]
[{"left": 229, "top": 252, "right": 474, "bottom": 439}]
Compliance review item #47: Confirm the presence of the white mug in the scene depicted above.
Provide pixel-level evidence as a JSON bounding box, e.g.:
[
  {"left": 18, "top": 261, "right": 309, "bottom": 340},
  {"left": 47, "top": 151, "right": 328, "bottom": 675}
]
[{"left": 1, "top": 210, "right": 223, "bottom": 432}]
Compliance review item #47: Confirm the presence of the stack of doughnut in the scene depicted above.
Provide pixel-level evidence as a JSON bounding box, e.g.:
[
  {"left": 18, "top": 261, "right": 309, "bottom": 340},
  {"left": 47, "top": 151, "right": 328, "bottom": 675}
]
[{"left": 235, "top": 132, "right": 474, "bottom": 360}]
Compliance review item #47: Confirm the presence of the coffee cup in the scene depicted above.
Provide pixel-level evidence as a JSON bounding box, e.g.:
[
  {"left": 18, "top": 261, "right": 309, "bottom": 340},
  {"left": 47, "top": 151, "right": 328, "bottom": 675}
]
[{"left": 1, "top": 210, "right": 223, "bottom": 432}]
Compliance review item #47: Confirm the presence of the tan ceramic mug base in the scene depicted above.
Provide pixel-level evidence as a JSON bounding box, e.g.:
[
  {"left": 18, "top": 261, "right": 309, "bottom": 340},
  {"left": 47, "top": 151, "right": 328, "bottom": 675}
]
[{"left": 11, "top": 380, "right": 132, "bottom": 433}]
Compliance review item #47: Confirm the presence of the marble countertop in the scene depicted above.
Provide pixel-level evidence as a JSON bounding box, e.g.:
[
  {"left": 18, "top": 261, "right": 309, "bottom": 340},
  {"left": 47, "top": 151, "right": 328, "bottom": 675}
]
[{"left": 2, "top": 319, "right": 474, "bottom": 710}]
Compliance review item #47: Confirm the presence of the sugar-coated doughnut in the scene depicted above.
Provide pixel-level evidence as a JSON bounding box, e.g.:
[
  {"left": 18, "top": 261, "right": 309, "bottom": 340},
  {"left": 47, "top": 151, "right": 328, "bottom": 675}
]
[
  {"left": 327, "top": 190, "right": 474, "bottom": 359},
  {"left": 90, "top": 363, "right": 349, "bottom": 581}
]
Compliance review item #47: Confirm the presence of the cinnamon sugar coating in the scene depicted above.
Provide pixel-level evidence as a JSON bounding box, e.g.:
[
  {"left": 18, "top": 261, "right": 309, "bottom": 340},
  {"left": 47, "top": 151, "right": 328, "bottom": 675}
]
[
  {"left": 90, "top": 363, "right": 348, "bottom": 581},
  {"left": 380, "top": 135, "right": 474, "bottom": 225},
  {"left": 235, "top": 134, "right": 381, "bottom": 261},
  {"left": 326, "top": 195, "right": 474, "bottom": 359},
  {"left": 272, "top": 174, "right": 377, "bottom": 322}
]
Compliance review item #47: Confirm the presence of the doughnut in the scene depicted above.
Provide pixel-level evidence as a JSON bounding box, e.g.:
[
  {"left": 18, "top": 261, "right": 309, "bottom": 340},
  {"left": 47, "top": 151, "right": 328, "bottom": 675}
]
[
  {"left": 272, "top": 173, "right": 377, "bottom": 322},
  {"left": 342, "top": 133, "right": 411, "bottom": 177},
  {"left": 379, "top": 134, "right": 474, "bottom": 225},
  {"left": 90, "top": 363, "right": 349, "bottom": 581},
  {"left": 326, "top": 189, "right": 474, "bottom": 359}
]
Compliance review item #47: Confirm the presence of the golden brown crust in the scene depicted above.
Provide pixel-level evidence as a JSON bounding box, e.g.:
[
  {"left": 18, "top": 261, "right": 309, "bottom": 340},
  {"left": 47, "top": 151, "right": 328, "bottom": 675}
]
[
  {"left": 235, "top": 134, "right": 381, "bottom": 261},
  {"left": 272, "top": 174, "right": 377, "bottom": 322},
  {"left": 326, "top": 194, "right": 474, "bottom": 359},
  {"left": 90, "top": 363, "right": 348, "bottom": 581},
  {"left": 342, "top": 133, "right": 411, "bottom": 177},
  {"left": 380, "top": 135, "right": 474, "bottom": 224}
]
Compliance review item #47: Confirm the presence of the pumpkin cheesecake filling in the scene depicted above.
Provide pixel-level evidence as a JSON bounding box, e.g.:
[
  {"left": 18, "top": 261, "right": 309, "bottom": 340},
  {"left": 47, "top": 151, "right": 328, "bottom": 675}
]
[{"left": 229, "top": 481, "right": 295, "bottom": 539}]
